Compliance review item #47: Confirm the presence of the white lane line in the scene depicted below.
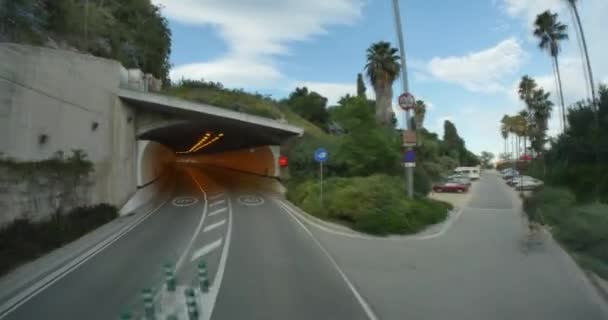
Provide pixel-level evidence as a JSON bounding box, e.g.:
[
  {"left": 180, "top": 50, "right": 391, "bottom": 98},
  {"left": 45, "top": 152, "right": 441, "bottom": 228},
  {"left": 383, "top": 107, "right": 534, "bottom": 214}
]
[
  {"left": 0, "top": 196, "right": 169, "bottom": 319},
  {"left": 201, "top": 195, "right": 233, "bottom": 320},
  {"left": 190, "top": 238, "right": 223, "bottom": 262},
  {"left": 277, "top": 201, "right": 379, "bottom": 320},
  {"left": 208, "top": 193, "right": 225, "bottom": 201},
  {"left": 203, "top": 219, "right": 226, "bottom": 233},
  {"left": 209, "top": 199, "right": 226, "bottom": 207},
  {"left": 208, "top": 207, "right": 227, "bottom": 217},
  {"left": 176, "top": 171, "right": 209, "bottom": 271}
]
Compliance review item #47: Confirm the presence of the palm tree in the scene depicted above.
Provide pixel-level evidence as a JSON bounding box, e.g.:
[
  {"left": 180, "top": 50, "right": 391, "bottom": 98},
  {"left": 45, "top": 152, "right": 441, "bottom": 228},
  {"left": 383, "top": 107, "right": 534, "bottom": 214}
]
[
  {"left": 518, "top": 75, "right": 538, "bottom": 105},
  {"left": 529, "top": 88, "right": 553, "bottom": 154},
  {"left": 566, "top": 0, "right": 597, "bottom": 107},
  {"left": 500, "top": 115, "right": 510, "bottom": 155},
  {"left": 533, "top": 11, "right": 568, "bottom": 131},
  {"left": 413, "top": 100, "right": 426, "bottom": 130},
  {"left": 365, "top": 41, "right": 401, "bottom": 126}
]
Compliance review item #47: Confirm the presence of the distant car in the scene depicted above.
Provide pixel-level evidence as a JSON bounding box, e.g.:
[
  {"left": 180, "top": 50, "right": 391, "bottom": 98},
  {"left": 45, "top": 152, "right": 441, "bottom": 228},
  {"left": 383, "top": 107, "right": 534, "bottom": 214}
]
[
  {"left": 454, "top": 167, "right": 480, "bottom": 180},
  {"left": 433, "top": 181, "right": 469, "bottom": 193},
  {"left": 502, "top": 170, "right": 519, "bottom": 180},
  {"left": 514, "top": 177, "right": 544, "bottom": 191},
  {"left": 506, "top": 175, "right": 535, "bottom": 187},
  {"left": 448, "top": 176, "right": 472, "bottom": 186}
]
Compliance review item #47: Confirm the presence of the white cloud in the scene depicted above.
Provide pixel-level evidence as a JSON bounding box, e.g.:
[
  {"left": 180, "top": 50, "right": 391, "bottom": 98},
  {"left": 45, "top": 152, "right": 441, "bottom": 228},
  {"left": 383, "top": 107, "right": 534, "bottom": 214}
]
[
  {"left": 502, "top": 0, "right": 563, "bottom": 24},
  {"left": 153, "top": 0, "right": 363, "bottom": 87},
  {"left": 426, "top": 38, "right": 525, "bottom": 93}
]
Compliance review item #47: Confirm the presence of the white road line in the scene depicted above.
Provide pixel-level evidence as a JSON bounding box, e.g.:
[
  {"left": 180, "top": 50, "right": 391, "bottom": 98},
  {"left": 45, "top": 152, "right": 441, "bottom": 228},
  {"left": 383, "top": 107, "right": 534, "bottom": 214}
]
[
  {"left": 176, "top": 171, "right": 209, "bottom": 271},
  {"left": 277, "top": 201, "right": 379, "bottom": 320},
  {"left": 208, "top": 193, "right": 225, "bottom": 200},
  {"left": 190, "top": 239, "right": 223, "bottom": 262},
  {"left": 209, "top": 199, "right": 226, "bottom": 207},
  {"left": 208, "top": 207, "right": 227, "bottom": 217},
  {"left": 201, "top": 195, "right": 233, "bottom": 320},
  {"left": 0, "top": 195, "right": 169, "bottom": 319},
  {"left": 203, "top": 219, "right": 226, "bottom": 233}
]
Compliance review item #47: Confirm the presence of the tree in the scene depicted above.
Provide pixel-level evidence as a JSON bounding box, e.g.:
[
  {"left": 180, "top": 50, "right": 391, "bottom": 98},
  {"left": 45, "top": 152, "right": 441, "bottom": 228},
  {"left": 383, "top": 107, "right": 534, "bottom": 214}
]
[
  {"left": 566, "top": 0, "right": 597, "bottom": 108},
  {"left": 480, "top": 152, "right": 495, "bottom": 169},
  {"left": 284, "top": 87, "right": 329, "bottom": 128},
  {"left": 528, "top": 88, "right": 553, "bottom": 154},
  {"left": 356, "top": 73, "right": 367, "bottom": 99},
  {"left": 413, "top": 100, "right": 427, "bottom": 130},
  {"left": 500, "top": 115, "right": 510, "bottom": 155},
  {"left": 534, "top": 10, "right": 568, "bottom": 131},
  {"left": 365, "top": 41, "right": 401, "bottom": 126}
]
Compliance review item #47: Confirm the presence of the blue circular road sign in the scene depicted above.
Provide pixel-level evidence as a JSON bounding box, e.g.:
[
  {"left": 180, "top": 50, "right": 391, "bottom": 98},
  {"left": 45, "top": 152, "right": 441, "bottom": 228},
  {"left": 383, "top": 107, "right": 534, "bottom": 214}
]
[
  {"left": 314, "top": 148, "right": 328, "bottom": 163},
  {"left": 403, "top": 150, "right": 416, "bottom": 163}
]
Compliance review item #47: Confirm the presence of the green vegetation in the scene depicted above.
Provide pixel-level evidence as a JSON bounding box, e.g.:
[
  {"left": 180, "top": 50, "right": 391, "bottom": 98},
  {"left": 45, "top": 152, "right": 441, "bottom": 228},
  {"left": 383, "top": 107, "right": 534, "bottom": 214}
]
[
  {"left": 0, "top": 204, "right": 118, "bottom": 276},
  {"left": 281, "top": 87, "right": 329, "bottom": 129},
  {"left": 1, "top": 0, "right": 171, "bottom": 81},
  {"left": 523, "top": 188, "right": 608, "bottom": 278},
  {"left": 365, "top": 41, "right": 401, "bottom": 126},
  {"left": 288, "top": 175, "right": 452, "bottom": 235}
]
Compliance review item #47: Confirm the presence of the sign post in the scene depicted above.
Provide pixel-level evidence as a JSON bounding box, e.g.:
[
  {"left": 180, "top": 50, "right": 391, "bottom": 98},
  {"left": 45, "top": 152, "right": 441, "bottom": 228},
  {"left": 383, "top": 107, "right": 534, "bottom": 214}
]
[
  {"left": 314, "top": 148, "right": 328, "bottom": 205},
  {"left": 399, "top": 93, "right": 416, "bottom": 198}
]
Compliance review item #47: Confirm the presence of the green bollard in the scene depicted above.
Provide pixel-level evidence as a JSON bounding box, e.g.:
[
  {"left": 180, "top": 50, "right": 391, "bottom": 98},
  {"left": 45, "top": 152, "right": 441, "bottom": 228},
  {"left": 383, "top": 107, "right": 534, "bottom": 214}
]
[
  {"left": 197, "top": 261, "right": 210, "bottom": 293},
  {"left": 141, "top": 288, "right": 155, "bottom": 319},
  {"left": 164, "top": 264, "right": 176, "bottom": 292},
  {"left": 184, "top": 288, "right": 198, "bottom": 320}
]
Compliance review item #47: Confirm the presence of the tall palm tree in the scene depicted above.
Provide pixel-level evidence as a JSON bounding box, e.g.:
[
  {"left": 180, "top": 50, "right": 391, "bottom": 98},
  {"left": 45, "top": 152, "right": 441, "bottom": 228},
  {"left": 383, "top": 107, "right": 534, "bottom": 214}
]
[
  {"left": 566, "top": 0, "right": 597, "bottom": 107},
  {"left": 533, "top": 10, "right": 568, "bottom": 131},
  {"left": 413, "top": 100, "right": 426, "bottom": 130},
  {"left": 365, "top": 41, "right": 401, "bottom": 126},
  {"left": 500, "top": 115, "right": 510, "bottom": 155},
  {"left": 518, "top": 75, "right": 538, "bottom": 105},
  {"left": 529, "top": 88, "right": 553, "bottom": 154}
]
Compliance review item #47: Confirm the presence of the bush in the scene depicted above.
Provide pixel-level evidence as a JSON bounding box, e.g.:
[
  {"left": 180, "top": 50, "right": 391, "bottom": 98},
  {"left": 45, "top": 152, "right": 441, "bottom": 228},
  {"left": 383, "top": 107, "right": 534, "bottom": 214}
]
[
  {"left": 523, "top": 186, "right": 576, "bottom": 225},
  {"left": 288, "top": 175, "right": 450, "bottom": 235},
  {"left": 0, "top": 204, "right": 117, "bottom": 276}
]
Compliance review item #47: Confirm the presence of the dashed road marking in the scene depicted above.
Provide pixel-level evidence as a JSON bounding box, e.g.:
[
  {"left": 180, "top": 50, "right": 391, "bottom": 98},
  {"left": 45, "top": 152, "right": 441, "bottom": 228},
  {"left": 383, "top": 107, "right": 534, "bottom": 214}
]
[
  {"left": 209, "top": 193, "right": 225, "bottom": 201},
  {"left": 203, "top": 219, "right": 226, "bottom": 233},
  {"left": 209, "top": 207, "right": 227, "bottom": 217},
  {"left": 209, "top": 199, "right": 226, "bottom": 207},
  {"left": 191, "top": 239, "right": 223, "bottom": 262}
]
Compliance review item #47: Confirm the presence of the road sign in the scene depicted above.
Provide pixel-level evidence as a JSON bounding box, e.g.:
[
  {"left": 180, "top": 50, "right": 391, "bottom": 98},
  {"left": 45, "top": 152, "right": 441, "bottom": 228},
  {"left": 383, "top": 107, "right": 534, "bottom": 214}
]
[
  {"left": 314, "top": 148, "right": 328, "bottom": 163},
  {"left": 403, "top": 150, "right": 415, "bottom": 163},
  {"left": 402, "top": 130, "right": 417, "bottom": 147},
  {"left": 398, "top": 92, "right": 416, "bottom": 111},
  {"left": 404, "top": 162, "right": 416, "bottom": 168}
]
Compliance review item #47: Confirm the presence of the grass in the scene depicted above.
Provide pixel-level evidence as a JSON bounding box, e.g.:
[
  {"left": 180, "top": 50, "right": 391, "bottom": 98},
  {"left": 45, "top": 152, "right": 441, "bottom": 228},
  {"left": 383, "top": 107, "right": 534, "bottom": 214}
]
[
  {"left": 288, "top": 175, "right": 452, "bottom": 235},
  {"left": 0, "top": 204, "right": 118, "bottom": 276}
]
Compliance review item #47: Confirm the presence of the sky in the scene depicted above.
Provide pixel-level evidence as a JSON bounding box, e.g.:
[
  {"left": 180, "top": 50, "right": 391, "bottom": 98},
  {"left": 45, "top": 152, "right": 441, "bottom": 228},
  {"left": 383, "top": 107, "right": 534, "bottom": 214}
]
[{"left": 152, "top": 0, "right": 608, "bottom": 157}]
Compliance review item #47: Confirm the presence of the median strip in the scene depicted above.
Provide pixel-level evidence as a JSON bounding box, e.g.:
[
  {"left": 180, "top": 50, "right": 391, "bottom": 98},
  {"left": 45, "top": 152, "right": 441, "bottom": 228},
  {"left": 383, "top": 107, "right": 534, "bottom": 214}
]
[
  {"left": 209, "top": 199, "right": 226, "bottom": 207},
  {"left": 190, "top": 239, "right": 223, "bottom": 262},
  {"left": 208, "top": 207, "right": 227, "bottom": 217},
  {"left": 203, "top": 220, "right": 226, "bottom": 233}
]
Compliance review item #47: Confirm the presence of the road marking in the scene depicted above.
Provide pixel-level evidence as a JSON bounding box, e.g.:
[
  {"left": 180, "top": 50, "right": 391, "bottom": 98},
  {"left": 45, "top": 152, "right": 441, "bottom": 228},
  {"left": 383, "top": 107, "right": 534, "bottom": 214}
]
[
  {"left": 200, "top": 194, "right": 233, "bottom": 320},
  {"left": 0, "top": 195, "right": 169, "bottom": 319},
  {"left": 208, "top": 193, "right": 225, "bottom": 200},
  {"left": 278, "top": 201, "right": 379, "bottom": 320},
  {"left": 203, "top": 219, "right": 226, "bottom": 233},
  {"left": 237, "top": 195, "right": 265, "bottom": 206},
  {"left": 172, "top": 196, "right": 199, "bottom": 207},
  {"left": 209, "top": 199, "right": 226, "bottom": 207},
  {"left": 208, "top": 207, "right": 227, "bottom": 217},
  {"left": 176, "top": 170, "right": 210, "bottom": 272},
  {"left": 190, "top": 239, "right": 223, "bottom": 262}
]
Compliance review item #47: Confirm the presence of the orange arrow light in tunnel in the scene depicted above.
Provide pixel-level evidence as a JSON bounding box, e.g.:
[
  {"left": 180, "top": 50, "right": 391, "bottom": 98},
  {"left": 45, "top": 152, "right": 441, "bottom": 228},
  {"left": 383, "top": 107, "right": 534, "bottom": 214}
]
[{"left": 175, "top": 132, "right": 225, "bottom": 154}]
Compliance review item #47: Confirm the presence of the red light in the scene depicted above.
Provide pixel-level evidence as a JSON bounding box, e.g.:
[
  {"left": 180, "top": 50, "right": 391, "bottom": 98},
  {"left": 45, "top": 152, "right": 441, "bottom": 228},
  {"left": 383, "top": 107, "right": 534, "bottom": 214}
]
[{"left": 278, "top": 155, "right": 288, "bottom": 167}]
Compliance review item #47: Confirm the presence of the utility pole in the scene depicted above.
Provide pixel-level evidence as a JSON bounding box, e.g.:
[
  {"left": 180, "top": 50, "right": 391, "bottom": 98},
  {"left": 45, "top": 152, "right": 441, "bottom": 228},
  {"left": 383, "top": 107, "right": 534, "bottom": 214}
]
[{"left": 391, "top": 0, "right": 414, "bottom": 198}]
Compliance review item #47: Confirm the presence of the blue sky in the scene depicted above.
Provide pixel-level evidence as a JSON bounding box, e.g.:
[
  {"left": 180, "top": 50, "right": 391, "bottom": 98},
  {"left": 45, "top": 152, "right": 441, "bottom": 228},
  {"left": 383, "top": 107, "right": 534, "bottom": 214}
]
[{"left": 153, "top": 0, "right": 608, "bottom": 156}]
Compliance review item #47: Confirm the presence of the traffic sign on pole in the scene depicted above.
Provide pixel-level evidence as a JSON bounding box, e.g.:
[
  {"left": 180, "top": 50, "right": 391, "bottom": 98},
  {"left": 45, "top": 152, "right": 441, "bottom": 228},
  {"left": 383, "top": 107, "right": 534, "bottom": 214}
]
[
  {"left": 403, "top": 150, "right": 415, "bottom": 163},
  {"left": 313, "top": 148, "right": 328, "bottom": 163},
  {"left": 398, "top": 92, "right": 416, "bottom": 111}
]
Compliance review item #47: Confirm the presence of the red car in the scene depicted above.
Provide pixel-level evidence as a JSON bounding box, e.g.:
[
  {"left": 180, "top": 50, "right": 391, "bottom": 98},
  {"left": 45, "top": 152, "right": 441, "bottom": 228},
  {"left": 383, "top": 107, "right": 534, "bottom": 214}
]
[{"left": 433, "top": 181, "right": 469, "bottom": 193}]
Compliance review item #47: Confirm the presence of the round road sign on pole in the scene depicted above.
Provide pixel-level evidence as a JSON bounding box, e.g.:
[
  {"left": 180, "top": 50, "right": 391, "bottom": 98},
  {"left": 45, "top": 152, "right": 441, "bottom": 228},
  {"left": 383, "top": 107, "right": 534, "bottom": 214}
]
[
  {"left": 313, "top": 148, "right": 328, "bottom": 163},
  {"left": 398, "top": 92, "right": 416, "bottom": 111}
]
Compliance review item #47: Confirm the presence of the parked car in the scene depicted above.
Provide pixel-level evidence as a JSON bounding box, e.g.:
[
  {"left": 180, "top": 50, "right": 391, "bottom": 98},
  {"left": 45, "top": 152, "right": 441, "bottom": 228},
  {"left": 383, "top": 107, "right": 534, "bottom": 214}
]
[
  {"left": 454, "top": 166, "right": 481, "bottom": 180},
  {"left": 433, "top": 180, "right": 469, "bottom": 193},
  {"left": 513, "top": 177, "right": 544, "bottom": 191},
  {"left": 506, "top": 175, "right": 535, "bottom": 187},
  {"left": 502, "top": 170, "right": 519, "bottom": 180},
  {"left": 448, "top": 176, "right": 472, "bottom": 186}
]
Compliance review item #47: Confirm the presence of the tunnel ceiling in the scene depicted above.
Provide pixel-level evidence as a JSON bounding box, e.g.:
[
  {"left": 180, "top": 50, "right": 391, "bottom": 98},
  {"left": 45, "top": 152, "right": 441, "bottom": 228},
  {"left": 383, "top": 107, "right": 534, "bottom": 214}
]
[{"left": 120, "top": 89, "right": 302, "bottom": 154}]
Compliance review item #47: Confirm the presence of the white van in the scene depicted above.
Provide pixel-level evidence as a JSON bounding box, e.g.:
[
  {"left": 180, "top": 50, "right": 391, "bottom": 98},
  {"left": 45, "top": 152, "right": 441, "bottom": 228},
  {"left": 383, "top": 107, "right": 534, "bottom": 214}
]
[{"left": 454, "top": 166, "right": 480, "bottom": 180}]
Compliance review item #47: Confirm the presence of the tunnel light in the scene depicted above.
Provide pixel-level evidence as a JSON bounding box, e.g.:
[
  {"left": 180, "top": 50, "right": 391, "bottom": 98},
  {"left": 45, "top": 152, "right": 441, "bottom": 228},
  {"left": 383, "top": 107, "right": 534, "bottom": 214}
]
[{"left": 175, "top": 132, "right": 226, "bottom": 154}]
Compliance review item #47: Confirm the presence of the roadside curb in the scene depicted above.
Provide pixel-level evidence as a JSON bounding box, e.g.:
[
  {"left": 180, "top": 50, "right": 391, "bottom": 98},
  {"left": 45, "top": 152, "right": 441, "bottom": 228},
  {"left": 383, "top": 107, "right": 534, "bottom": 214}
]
[{"left": 275, "top": 198, "right": 465, "bottom": 241}]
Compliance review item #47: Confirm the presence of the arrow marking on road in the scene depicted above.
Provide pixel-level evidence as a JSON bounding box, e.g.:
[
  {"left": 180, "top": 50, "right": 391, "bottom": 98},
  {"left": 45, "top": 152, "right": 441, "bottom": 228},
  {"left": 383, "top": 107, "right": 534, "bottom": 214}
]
[
  {"left": 209, "top": 207, "right": 227, "bottom": 217},
  {"left": 203, "top": 219, "right": 226, "bottom": 233},
  {"left": 191, "top": 239, "right": 223, "bottom": 262},
  {"left": 209, "top": 199, "right": 226, "bottom": 207}
]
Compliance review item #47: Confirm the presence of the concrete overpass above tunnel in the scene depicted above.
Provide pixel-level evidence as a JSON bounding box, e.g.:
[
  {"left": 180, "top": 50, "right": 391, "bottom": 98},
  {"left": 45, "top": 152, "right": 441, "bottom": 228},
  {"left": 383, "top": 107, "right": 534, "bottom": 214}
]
[{"left": 118, "top": 89, "right": 303, "bottom": 188}]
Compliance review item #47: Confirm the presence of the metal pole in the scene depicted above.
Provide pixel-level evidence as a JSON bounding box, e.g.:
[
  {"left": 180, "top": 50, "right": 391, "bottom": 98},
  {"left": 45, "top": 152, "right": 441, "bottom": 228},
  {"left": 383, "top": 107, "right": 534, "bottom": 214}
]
[
  {"left": 392, "top": 0, "right": 414, "bottom": 198},
  {"left": 320, "top": 162, "right": 324, "bottom": 205}
]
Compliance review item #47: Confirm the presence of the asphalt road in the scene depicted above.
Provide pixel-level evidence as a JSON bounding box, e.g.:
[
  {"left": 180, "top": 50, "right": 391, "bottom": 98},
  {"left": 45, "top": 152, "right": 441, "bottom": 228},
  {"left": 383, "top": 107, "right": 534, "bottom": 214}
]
[
  {"left": 309, "top": 171, "right": 607, "bottom": 320},
  {"left": 0, "top": 166, "right": 369, "bottom": 320}
]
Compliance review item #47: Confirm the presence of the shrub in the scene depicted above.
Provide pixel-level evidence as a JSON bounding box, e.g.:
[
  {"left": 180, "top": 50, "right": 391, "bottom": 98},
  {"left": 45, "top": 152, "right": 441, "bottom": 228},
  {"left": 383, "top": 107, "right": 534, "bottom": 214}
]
[
  {"left": 288, "top": 175, "right": 450, "bottom": 235},
  {"left": 0, "top": 204, "right": 117, "bottom": 276},
  {"left": 523, "top": 186, "right": 576, "bottom": 225}
]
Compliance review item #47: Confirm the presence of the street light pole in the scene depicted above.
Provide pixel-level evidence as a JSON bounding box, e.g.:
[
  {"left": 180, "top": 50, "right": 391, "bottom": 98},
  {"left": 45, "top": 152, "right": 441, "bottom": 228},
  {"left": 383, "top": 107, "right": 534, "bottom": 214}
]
[{"left": 391, "top": 0, "right": 414, "bottom": 198}]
